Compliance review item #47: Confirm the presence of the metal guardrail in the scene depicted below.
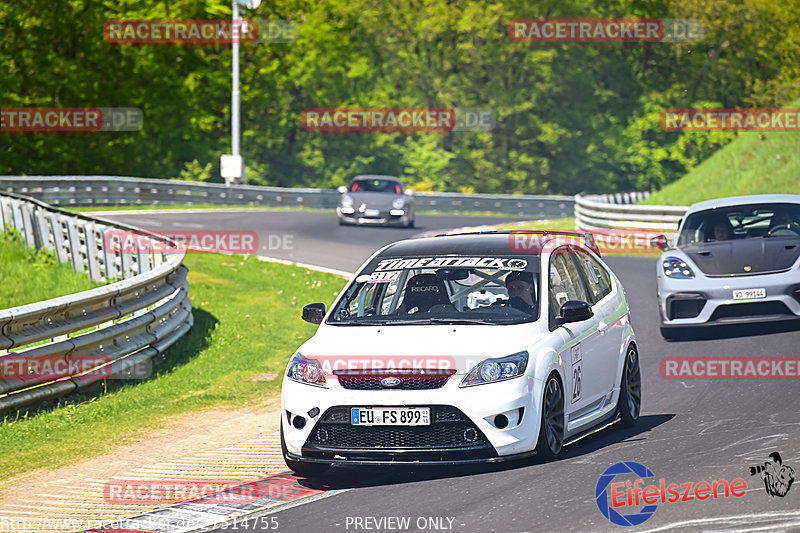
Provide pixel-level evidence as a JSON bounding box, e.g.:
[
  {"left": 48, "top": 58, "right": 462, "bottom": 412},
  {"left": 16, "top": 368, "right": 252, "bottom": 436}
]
[
  {"left": 0, "top": 176, "right": 575, "bottom": 217},
  {"left": 0, "top": 192, "right": 193, "bottom": 413},
  {"left": 574, "top": 192, "right": 689, "bottom": 237}
]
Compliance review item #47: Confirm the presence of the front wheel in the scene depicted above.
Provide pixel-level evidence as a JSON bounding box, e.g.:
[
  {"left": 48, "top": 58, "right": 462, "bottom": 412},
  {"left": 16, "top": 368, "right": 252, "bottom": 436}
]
[
  {"left": 280, "top": 424, "right": 330, "bottom": 476},
  {"left": 535, "top": 375, "right": 565, "bottom": 460},
  {"left": 618, "top": 345, "right": 641, "bottom": 427}
]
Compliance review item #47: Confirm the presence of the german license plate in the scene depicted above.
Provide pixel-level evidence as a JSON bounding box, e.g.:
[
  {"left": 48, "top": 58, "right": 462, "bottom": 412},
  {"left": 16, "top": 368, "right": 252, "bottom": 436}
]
[
  {"left": 365, "top": 209, "right": 380, "bottom": 217},
  {"left": 350, "top": 407, "right": 430, "bottom": 426},
  {"left": 733, "top": 288, "right": 766, "bottom": 300}
]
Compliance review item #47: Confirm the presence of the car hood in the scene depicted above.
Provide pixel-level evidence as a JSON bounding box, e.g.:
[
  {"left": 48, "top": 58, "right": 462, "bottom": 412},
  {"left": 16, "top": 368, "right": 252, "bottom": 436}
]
[
  {"left": 296, "top": 323, "right": 544, "bottom": 375},
  {"left": 681, "top": 237, "right": 800, "bottom": 276},
  {"left": 341, "top": 191, "right": 403, "bottom": 209}
]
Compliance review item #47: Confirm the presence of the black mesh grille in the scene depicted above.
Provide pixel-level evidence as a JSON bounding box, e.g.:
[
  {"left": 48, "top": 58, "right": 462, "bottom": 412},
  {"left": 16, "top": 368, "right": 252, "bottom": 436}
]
[
  {"left": 667, "top": 294, "right": 706, "bottom": 320},
  {"left": 308, "top": 406, "right": 485, "bottom": 449},
  {"left": 334, "top": 370, "right": 453, "bottom": 390},
  {"left": 710, "top": 301, "right": 792, "bottom": 321}
]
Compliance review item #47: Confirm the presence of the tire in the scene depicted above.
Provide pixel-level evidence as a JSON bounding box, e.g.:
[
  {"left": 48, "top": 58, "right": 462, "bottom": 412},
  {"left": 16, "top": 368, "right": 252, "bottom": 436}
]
[
  {"left": 535, "top": 375, "right": 565, "bottom": 460},
  {"left": 618, "top": 345, "right": 641, "bottom": 428},
  {"left": 407, "top": 217, "right": 415, "bottom": 228},
  {"left": 280, "top": 424, "right": 330, "bottom": 476}
]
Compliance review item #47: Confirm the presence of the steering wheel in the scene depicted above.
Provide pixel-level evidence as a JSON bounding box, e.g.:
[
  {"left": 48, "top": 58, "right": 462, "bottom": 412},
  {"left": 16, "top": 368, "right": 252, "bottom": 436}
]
[{"left": 768, "top": 223, "right": 800, "bottom": 237}]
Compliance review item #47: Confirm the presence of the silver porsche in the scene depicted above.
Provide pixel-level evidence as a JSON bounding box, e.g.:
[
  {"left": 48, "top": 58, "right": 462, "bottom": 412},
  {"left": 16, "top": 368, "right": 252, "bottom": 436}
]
[
  {"left": 652, "top": 194, "right": 800, "bottom": 339},
  {"left": 337, "top": 175, "right": 415, "bottom": 227}
]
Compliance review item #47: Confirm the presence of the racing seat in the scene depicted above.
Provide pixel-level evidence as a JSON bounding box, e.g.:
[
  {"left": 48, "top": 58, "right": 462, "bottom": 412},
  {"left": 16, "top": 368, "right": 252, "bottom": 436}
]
[{"left": 398, "top": 274, "right": 454, "bottom": 314}]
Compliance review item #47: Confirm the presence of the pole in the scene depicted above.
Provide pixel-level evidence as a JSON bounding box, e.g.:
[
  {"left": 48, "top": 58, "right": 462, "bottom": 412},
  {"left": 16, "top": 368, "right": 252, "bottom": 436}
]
[{"left": 231, "top": 0, "right": 241, "bottom": 170}]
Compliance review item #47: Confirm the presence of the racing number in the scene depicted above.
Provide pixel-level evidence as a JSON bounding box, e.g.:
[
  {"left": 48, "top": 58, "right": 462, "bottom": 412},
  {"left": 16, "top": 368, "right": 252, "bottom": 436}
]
[
  {"left": 570, "top": 343, "right": 582, "bottom": 403},
  {"left": 572, "top": 362, "right": 582, "bottom": 403}
]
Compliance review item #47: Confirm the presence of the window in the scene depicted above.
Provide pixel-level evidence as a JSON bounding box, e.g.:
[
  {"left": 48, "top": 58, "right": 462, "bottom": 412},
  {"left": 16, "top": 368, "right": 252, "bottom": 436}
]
[
  {"left": 548, "top": 249, "right": 590, "bottom": 329},
  {"left": 574, "top": 252, "right": 612, "bottom": 304}
]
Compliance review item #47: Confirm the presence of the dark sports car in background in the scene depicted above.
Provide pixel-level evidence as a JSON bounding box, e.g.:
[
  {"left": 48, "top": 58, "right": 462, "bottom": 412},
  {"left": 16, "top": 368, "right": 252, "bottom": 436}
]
[
  {"left": 337, "top": 175, "right": 415, "bottom": 227},
  {"left": 652, "top": 194, "right": 800, "bottom": 339}
]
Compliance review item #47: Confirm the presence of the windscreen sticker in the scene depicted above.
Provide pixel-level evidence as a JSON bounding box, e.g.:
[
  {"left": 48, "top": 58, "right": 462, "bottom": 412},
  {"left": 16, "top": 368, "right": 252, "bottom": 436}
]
[
  {"left": 356, "top": 271, "right": 399, "bottom": 283},
  {"left": 375, "top": 257, "right": 528, "bottom": 271}
]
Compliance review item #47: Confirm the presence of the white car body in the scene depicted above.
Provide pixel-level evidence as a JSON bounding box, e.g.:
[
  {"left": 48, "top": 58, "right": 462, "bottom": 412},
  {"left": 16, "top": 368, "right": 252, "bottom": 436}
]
[
  {"left": 281, "top": 233, "right": 639, "bottom": 470},
  {"left": 656, "top": 195, "right": 800, "bottom": 337}
]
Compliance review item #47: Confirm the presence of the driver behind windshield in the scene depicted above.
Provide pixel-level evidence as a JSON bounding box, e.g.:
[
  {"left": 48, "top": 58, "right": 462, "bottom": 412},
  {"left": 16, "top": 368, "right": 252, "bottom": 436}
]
[{"left": 505, "top": 271, "right": 537, "bottom": 315}]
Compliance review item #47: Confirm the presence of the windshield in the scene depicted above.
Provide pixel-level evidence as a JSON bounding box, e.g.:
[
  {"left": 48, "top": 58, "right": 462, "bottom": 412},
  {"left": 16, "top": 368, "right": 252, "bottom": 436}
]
[
  {"left": 328, "top": 256, "right": 540, "bottom": 325},
  {"left": 677, "top": 203, "right": 800, "bottom": 246},
  {"left": 349, "top": 179, "right": 402, "bottom": 194}
]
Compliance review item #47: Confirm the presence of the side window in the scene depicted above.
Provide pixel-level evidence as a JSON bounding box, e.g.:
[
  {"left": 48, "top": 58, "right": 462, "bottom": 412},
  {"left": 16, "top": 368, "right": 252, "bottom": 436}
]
[
  {"left": 548, "top": 250, "right": 590, "bottom": 328},
  {"left": 575, "top": 252, "right": 612, "bottom": 304}
]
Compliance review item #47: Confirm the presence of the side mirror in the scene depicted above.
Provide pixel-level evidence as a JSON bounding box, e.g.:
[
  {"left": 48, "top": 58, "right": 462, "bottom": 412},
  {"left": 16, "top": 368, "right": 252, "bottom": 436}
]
[
  {"left": 556, "top": 300, "right": 593, "bottom": 326},
  {"left": 650, "top": 234, "right": 670, "bottom": 251},
  {"left": 404, "top": 188, "right": 415, "bottom": 197},
  {"left": 337, "top": 185, "right": 348, "bottom": 194},
  {"left": 302, "top": 303, "right": 326, "bottom": 324}
]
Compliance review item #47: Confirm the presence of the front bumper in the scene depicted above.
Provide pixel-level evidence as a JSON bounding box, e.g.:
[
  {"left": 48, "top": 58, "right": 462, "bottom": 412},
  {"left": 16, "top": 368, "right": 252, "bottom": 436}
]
[
  {"left": 281, "top": 373, "right": 542, "bottom": 464},
  {"left": 337, "top": 207, "right": 409, "bottom": 226},
  {"left": 656, "top": 268, "right": 800, "bottom": 327}
]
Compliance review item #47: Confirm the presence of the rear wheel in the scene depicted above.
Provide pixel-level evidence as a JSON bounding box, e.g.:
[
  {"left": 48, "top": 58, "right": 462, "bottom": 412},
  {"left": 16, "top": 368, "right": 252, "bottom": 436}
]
[
  {"left": 280, "top": 424, "right": 330, "bottom": 476},
  {"left": 535, "top": 375, "right": 565, "bottom": 459},
  {"left": 618, "top": 345, "right": 641, "bottom": 427}
]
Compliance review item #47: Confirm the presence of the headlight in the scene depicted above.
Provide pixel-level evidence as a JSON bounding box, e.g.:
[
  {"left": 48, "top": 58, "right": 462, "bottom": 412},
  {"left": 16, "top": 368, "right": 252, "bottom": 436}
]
[
  {"left": 392, "top": 197, "right": 405, "bottom": 209},
  {"left": 341, "top": 195, "right": 353, "bottom": 207},
  {"left": 286, "top": 353, "right": 327, "bottom": 387},
  {"left": 662, "top": 256, "right": 695, "bottom": 279},
  {"left": 460, "top": 351, "right": 528, "bottom": 387}
]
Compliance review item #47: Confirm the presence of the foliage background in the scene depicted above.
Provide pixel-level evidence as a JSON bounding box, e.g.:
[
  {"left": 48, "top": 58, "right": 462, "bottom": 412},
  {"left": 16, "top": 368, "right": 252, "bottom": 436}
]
[{"left": 1, "top": 0, "right": 798, "bottom": 194}]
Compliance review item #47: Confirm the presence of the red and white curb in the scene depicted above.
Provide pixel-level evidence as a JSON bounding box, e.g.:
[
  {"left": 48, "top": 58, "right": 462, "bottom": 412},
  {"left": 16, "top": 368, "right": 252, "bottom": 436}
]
[{"left": 82, "top": 472, "right": 335, "bottom": 533}]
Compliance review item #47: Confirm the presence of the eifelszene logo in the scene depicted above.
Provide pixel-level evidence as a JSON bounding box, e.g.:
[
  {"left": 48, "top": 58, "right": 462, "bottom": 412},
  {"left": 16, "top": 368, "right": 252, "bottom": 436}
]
[
  {"left": 749, "top": 452, "right": 795, "bottom": 497},
  {"left": 595, "top": 461, "right": 747, "bottom": 526}
]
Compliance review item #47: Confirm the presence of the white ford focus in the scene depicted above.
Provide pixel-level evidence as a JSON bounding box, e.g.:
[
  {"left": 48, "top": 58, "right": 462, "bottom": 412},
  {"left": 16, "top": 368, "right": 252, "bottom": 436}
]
[{"left": 280, "top": 232, "right": 641, "bottom": 475}]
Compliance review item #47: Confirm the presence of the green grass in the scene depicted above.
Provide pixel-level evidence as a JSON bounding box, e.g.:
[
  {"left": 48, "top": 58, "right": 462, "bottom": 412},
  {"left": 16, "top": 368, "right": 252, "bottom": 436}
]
[
  {"left": 0, "top": 229, "right": 101, "bottom": 308},
  {"left": 497, "top": 217, "right": 576, "bottom": 231},
  {"left": 70, "top": 204, "right": 536, "bottom": 219},
  {"left": 642, "top": 125, "right": 800, "bottom": 206},
  {"left": 0, "top": 254, "right": 347, "bottom": 477}
]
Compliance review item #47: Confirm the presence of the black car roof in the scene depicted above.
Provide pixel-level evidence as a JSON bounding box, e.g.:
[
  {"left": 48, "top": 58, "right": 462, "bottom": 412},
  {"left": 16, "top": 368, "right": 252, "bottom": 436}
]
[
  {"left": 377, "top": 232, "right": 596, "bottom": 258},
  {"left": 379, "top": 234, "right": 530, "bottom": 257}
]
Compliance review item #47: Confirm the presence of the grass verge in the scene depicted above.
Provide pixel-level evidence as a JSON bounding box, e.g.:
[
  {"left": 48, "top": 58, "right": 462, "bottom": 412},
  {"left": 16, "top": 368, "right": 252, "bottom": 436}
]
[
  {"left": 70, "top": 204, "right": 540, "bottom": 219},
  {"left": 0, "top": 229, "right": 101, "bottom": 307},
  {"left": 641, "top": 120, "right": 800, "bottom": 206},
  {"left": 0, "top": 253, "right": 347, "bottom": 477}
]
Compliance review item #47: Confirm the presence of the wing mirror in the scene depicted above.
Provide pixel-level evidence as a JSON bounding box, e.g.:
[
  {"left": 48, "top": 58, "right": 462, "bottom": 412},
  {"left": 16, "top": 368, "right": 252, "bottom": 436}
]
[
  {"left": 302, "top": 303, "right": 326, "bottom": 324},
  {"left": 404, "top": 188, "right": 415, "bottom": 197},
  {"left": 555, "top": 300, "right": 593, "bottom": 326},
  {"left": 337, "top": 186, "right": 348, "bottom": 194},
  {"left": 650, "top": 234, "right": 670, "bottom": 251}
]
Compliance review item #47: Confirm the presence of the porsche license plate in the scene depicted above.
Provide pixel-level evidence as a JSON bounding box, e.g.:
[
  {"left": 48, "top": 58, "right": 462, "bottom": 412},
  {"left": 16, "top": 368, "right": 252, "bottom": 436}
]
[
  {"left": 733, "top": 288, "right": 766, "bottom": 300},
  {"left": 350, "top": 407, "right": 430, "bottom": 426},
  {"left": 364, "top": 209, "right": 380, "bottom": 217}
]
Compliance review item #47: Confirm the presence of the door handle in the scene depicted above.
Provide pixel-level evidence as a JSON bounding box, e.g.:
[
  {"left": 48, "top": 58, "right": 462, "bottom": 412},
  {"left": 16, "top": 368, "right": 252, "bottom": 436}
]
[{"left": 597, "top": 321, "right": 609, "bottom": 333}]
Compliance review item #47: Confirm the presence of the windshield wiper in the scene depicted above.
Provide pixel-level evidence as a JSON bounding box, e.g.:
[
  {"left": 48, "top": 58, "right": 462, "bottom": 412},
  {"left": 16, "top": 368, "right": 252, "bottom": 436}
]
[{"left": 330, "top": 318, "right": 390, "bottom": 326}]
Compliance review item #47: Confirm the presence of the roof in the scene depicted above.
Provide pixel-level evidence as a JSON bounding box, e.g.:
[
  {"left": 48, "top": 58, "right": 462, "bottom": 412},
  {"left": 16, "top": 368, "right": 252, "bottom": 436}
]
[
  {"left": 377, "top": 232, "right": 595, "bottom": 258},
  {"left": 351, "top": 175, "right": 401, "bottom": 182},
  {"left": 687, "top": 194, "right": 800, "bottom": 214}
]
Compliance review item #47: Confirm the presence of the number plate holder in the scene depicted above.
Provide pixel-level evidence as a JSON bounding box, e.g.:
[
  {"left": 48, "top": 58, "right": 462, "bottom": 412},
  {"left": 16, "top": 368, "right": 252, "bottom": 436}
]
[{"left": 350, "top": 407, "right": 431, "bottom": 426}]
